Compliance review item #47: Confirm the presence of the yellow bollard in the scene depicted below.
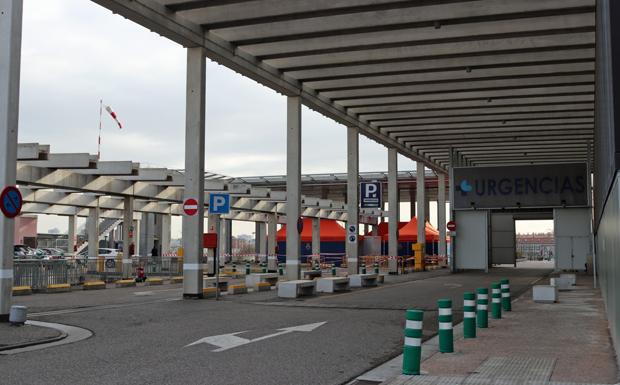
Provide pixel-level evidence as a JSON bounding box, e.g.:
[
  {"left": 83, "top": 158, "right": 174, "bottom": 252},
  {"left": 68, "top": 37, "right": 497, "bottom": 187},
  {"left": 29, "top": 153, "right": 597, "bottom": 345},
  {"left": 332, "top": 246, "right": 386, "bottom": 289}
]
[{"left": 412, "top": 243, "right": 425, "bottom": 272}]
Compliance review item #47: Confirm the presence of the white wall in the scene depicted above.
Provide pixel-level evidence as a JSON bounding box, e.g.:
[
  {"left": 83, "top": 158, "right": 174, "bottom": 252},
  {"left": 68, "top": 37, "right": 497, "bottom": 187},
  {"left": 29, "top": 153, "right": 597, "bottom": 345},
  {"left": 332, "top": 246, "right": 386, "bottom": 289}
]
[{"left": 455, "top": 210, "right": 488, "bottom": 270}]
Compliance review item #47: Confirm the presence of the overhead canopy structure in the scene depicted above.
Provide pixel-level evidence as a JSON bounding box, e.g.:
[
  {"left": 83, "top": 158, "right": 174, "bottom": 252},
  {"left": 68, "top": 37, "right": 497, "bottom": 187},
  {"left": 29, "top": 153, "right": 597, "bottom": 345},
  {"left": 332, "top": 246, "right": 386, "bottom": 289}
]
[{"left": 92, "top": 0, "right": 594, "bottom": 168}]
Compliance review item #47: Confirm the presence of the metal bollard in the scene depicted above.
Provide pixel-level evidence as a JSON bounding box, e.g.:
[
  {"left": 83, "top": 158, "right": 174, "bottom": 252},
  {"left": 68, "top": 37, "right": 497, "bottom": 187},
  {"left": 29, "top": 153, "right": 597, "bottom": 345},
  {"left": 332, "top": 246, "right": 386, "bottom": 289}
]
[
  {"left": 491, "top": 282, "right": 502, "bottom": 319},
  {"left": 374, "top": 262, "right": 379, "bottom": 274},
  {"left": 402, "top": 309, "right": 423, "bottom": 375},
  {"left": 500, "top": 278, "right": 511, "bottom": 311},
  {"left": 361, "top": 263, "right": 367, "bottom": 274},
  {"left": 245, "top": 262, "right": 251, "bottom": 275},
  {"left": 232, "top": 262, "right": 237, "bottom": 273},
  {"left": 278, "top": 263, "right": 284, "bottom": 276},
  {"left": 331, "top": 264, "right": 336, "bottom": 277},
  {"left": 314, "top": 260, "right": 320, "bottom": 271},
  {"left": 463, "top": 292, "right": 476, "bottom": 338},
  {"left": 476, "top": 287, "right": 489, "bottom": 328},
  {"left": 261, "top": 262, "right": 267, "bottom": 274},
  {"left": 437, "top": 298, "right": 453, "bottom": 353}
]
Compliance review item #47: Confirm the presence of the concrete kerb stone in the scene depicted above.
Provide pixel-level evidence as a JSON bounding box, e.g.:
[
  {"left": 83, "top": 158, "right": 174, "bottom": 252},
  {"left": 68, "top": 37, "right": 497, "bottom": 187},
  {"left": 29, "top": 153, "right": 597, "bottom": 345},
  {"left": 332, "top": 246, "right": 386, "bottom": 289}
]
[
  {"left": 12, "top": 286, "right": 32, "bottom": 296},
  {"left": 83, "top": 281, "right": 106, "bottom": 290},
  {"left": 145, "top": 277, "right": 164, "bottom": 286},
  {"left": 45, "top": 284, "right": 71, "bottom": 294},
  {"left": 0, "top": 327, "right": 68, "bottom": 352},
  {"left": 116, "top": 279, "right": 136, "bottom": 288}
]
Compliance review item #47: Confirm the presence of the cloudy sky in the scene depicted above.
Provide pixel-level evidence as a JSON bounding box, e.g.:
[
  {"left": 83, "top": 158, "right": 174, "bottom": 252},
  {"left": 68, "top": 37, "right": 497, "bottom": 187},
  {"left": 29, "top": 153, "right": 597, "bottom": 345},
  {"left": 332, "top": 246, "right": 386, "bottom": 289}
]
[{"left": 18, "top": 0, "right": 551, "bottom": 238}]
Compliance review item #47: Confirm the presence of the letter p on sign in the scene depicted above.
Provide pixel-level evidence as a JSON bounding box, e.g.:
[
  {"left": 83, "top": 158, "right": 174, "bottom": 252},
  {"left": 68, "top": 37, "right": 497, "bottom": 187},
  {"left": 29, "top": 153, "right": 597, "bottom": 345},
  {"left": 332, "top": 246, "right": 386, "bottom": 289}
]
[{"left": 209, "top": 193, "right": 230, "bottom": 215}]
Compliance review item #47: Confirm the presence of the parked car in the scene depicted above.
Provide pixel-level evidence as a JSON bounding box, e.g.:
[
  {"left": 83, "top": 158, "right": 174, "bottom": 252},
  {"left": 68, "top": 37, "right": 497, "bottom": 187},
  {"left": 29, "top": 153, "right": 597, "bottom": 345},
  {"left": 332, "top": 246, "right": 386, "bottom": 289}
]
[
  {"left": 39, "top": 248, "right": 65, "bottom": 260},
  {"left": 14, "top": 244, "right": 35, "bottom": 259}
]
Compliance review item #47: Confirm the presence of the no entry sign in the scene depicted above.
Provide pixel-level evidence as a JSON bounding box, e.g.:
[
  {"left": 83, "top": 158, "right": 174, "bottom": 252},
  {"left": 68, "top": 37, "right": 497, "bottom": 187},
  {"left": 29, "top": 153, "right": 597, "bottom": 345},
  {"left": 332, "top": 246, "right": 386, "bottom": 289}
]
[
  {"left": 183, "top": 198, "right": 199, "bottom": 216},
  {"left": 447, "top": 221, "right": 456, "bottom": 231},
  {"left": 0, "top": 186, "right": 22, "bottom": 219}
]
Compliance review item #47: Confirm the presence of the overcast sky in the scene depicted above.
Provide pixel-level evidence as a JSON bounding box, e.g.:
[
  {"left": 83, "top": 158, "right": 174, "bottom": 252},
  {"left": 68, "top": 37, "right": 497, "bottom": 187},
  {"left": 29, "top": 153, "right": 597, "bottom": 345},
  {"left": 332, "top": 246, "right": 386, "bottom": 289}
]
[{"left": 19, "top": 0, "right": 550, "bottom": 239}]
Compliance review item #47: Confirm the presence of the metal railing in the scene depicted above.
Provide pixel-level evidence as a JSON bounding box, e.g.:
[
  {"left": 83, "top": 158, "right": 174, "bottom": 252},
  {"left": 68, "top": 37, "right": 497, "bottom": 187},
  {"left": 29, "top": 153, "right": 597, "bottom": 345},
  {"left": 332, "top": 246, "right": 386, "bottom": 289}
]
[{"left": 13, "top": 259, "right": 87, "bottom": 290}]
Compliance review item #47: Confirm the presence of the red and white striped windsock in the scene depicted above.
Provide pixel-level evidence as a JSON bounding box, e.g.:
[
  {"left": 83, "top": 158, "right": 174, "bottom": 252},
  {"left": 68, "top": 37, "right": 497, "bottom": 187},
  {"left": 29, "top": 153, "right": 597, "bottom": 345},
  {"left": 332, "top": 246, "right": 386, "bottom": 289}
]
[{"left": 105, "top": 105, "right": 123, "bottom": 129}]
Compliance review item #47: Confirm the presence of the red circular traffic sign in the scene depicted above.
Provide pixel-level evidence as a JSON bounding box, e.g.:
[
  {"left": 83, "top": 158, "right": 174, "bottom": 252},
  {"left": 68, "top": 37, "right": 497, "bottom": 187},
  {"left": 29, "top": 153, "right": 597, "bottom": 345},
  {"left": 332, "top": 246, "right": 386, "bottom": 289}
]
[
  {"left": 0, "top": 186, "right": 22, "bottom": 219},
  {"left": 446, "top": 221, "right": 456, "bottom": 231},
  {"left": 183, "top": 198, "right": 199, "bottom": 216}
]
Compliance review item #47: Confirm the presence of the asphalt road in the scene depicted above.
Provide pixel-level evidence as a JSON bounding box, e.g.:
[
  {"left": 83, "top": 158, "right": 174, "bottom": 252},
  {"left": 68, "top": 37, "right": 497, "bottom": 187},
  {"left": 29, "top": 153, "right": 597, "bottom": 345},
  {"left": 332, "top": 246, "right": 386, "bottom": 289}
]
[{"left": 2, "top": 263, "right": 552, "bottom": 385}]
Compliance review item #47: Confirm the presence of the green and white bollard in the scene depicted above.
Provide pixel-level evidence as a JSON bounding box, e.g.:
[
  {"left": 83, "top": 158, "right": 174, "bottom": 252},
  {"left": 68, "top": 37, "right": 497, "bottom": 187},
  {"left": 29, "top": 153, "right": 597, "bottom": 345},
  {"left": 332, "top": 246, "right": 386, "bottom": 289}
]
[
  {"left": 500, "top": 278, "right": 511, "bottom": 311},
  {"left": 476, "top": 287, "right": 489, "bottom": 328},
  {"left": 361, "top": 263, "right": 367, "bottom": 274},
  {"left": 314, "top": 260, "right": 320, "bottom": 271},
  {"left": 463, "top": 292, "right": 476, "bottom": 339},
  {"left": 331, "top": 264, "right": 337, "bottom": 277},
  {"left": 491, "top": 282, "right": 502, "bottom": 319},
  {"left": 245, "top": 262, "right": 251, "bottom": 275},
  {"left": 232, "top": 262, "right": 237, "bottom": 273},
  {"left": 261, "top": 262, "right": 267, "bottom": 274},
  {"left": 278, "top": 263, "right": 284, "bottom": 276},
  {"left": 374, "top": 262, "right": 379, "bottom": 274},
  {"left": 402, "top": 309, "right": 423, "bottom": 375},
  {"left": 437, "top": 298, "right": 453, "bottom": 353}
]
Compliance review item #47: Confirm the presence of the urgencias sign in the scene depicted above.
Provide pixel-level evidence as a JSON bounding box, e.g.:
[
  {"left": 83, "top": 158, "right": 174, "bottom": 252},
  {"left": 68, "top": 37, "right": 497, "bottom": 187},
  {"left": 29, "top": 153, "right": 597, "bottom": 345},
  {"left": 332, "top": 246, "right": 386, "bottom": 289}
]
[{"left": 453, "top": 163, "right": 588, "bottom": 209}]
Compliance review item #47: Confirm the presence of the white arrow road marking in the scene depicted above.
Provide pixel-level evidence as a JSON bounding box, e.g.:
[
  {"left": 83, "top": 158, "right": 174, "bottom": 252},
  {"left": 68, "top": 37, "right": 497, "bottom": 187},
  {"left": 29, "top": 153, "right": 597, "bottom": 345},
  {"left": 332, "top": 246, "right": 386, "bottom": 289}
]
[{"left": 185, "top": 321, "right": 327, "bottom": 352}]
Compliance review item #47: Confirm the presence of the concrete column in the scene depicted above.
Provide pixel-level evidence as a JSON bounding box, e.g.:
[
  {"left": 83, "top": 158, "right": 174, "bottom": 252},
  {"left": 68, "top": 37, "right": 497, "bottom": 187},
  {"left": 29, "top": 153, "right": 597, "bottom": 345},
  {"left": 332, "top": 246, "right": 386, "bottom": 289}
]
[
  {"left": 285, "top": 96, "right": 302, "bottom": 281},
  {"left": 409, "top": 188, "right": 416, "bottom": 220},
  {"left": 182, "top": 47, "right": 206, "bottom": 297},
  {"left": 312, "top": 217, "right": 320, "bottom": 258},
  {"left": 161, "top": 213, "right": 171, "bottom": 255},
  {"left": 267, "top": 215, "right": 277, "bottom": 271},
  {"left": 87, "top": 205, "right": 100, "bottom": 260},
  {"left": 122, "top": 197, "right": 134, "bottom": 278},
  {"left": 448, "top": 149, "right": 456, "bottom": 272},
  {"left": 417, "top": 162, "right": 426, "bottom": 255},
  {"left": 387, "top": 148, "right": 399, "bottom": 273},
  {"left": 67, "top": 215, "right": 77, "bottom": 254},
  {"left": 133, "top": 219, "right": 140, "bottom": 256},
  {"left": 424, "top": 194, "right": 430, "bottom": 222},
  {"left": 218, "top": 218, "right": 229, "bottom": 262},
  {"left": 0, "top": 0, "right": 22, "bottom": 321},
  {"left": 346, "top": 126, "right": 359, "bottom": 274},
  {"left": 438, "top": 173, "right": 447, "bottom": 256},
  {"left": 255, "top": 221, "right": 267, "bottom": 261},
  {"left": 207, "top": 213, "right": 220, "bottom": 275}
]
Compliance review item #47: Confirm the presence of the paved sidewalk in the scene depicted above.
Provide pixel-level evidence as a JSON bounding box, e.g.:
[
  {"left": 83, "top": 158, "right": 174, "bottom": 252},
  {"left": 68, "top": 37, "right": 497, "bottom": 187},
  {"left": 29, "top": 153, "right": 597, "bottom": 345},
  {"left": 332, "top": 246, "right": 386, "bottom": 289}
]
[
  {"left": 360, "top": 274, "right": 618, "bottom": 385},
  {"left": 0, "top": 322, "right": 63, "bottom": 349}
]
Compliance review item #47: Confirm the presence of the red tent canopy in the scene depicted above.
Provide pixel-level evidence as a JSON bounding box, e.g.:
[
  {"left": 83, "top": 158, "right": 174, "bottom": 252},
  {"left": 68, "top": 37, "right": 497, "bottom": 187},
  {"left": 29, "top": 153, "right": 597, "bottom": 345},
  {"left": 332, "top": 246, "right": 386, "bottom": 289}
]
[
  {"left": 276, "top": 218, "right": 355, "bottom": 242},
  {"left": 397, "top": 217, "right": 440, "bottom": 242},
  {"left": 371, "top": 221, "right": 408, "bottom": 238}
]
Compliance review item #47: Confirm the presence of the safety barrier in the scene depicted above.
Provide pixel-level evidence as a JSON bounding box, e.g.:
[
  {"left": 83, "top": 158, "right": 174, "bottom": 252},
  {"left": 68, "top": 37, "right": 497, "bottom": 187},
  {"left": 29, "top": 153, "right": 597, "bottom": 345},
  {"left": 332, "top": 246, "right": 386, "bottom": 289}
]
[{"left": 13, "top": 259, "right": 87, "bottom": 290}]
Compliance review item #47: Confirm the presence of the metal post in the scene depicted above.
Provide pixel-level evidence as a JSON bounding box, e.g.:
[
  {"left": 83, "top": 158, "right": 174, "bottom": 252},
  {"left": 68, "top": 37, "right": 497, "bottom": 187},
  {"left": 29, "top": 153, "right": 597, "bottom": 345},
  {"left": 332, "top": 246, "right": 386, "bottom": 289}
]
[
  {"left": 438, "top": 173, "right": 447, "bottom": 257},
  {"left": 416, "top": 162, "right": 426, "bottom": 256},
  {"left": 286, "top": 96, "right": 302, "bottom": 281},
  {"left": 182, "top": 47, "right": 206, "bottom": 298},
  {"left": 388, "top": 148, "right": 399, "bottom": 274},
  {"left": 347, "top": 126, "right": 360, "bottom": 275},
  {"left": 0, "top": 0, "right": 23, "bottom": 321},
  {"left": 122, "top": 196, "right": 134, "bottom": 279}
]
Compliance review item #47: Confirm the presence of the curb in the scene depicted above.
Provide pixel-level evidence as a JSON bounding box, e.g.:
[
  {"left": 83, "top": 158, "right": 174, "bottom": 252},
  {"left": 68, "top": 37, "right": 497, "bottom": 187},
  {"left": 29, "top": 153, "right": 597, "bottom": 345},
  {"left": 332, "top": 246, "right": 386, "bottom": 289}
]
[{"left": 0, "top": 329, "right": 68, "bottom": 352}]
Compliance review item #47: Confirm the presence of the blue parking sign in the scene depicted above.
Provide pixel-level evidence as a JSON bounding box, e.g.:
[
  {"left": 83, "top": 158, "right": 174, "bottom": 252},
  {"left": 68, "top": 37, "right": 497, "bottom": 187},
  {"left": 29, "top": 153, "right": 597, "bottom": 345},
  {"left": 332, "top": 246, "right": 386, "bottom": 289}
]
[
  {"left": 209, "top": 193, "right": 230, "bottom": 214},
  {"left": 360, "top": 182, "right": 382, "bottom": 208}
]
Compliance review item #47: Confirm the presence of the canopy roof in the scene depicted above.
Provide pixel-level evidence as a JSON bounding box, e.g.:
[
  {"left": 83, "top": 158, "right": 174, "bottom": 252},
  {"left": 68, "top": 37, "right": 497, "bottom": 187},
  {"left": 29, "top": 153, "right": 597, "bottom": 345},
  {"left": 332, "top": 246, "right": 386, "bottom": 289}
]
[
  {"left": 94, "top": 0, "right": 595, "bottom": 169},
  {"left": 397, "top": 218, "right": 440, "bottom": 243}
]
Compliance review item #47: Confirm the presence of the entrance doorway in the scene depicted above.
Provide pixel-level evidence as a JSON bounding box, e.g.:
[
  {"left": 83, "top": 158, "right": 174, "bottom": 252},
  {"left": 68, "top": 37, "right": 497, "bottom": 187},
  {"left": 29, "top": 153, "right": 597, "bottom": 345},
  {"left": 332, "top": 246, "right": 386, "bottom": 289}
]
[{"left": 515, "top": 219, "right": 555, "bottom": 262}]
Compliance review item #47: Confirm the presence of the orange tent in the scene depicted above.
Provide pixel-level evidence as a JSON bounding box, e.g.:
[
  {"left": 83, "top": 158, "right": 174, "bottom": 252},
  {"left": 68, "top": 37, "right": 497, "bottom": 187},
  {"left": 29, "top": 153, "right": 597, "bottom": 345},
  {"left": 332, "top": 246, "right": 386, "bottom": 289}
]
[
  {"left": 377, "top": 217, "right": 440, "bottom": 242},
  {"left": 370, "top": 222, "right": 408, "bottom": 239},
  {"left": 276, "top": 218, "right": 355, "bottom": 242}
]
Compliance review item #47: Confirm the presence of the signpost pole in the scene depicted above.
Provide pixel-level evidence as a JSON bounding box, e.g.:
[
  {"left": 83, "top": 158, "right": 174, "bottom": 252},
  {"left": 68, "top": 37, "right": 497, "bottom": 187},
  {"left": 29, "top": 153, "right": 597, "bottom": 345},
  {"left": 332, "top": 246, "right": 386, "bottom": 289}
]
[{"left": 0, "top": 0, "right": 22, "bottom": 321}]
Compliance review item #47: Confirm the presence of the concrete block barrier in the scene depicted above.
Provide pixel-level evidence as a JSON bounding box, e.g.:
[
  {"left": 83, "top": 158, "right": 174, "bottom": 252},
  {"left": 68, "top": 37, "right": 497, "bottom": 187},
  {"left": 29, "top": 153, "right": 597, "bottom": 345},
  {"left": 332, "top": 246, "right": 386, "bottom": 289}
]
[
  {"left": 12, "top": 286, "right": 32, "bottom": 296},
  {"left": 116, "top": 279, "right": 136, "bottom": 288},
  {"left": 46, "top": 283, "right": 71, "bottom": 293},
  {"left": 255, "top": 282, "right": 271, "bottom": 292},
  {"left": 203, "top": 287, "right": 219, "bottom": 298},
  {"left": 146, "top": 277, "right": 164, "bottom": 286},
  {"left": 228, "top": 284, "right": 248, "bottom": 295},
  {"left": 83, "top": 281, "right": 106, "bottom": 290},
  {"left": 171, "top": 276, "right": 183, "bottom": 284},
  {"left": 533, "top": 285, "right": 557, "bottom": 303}
]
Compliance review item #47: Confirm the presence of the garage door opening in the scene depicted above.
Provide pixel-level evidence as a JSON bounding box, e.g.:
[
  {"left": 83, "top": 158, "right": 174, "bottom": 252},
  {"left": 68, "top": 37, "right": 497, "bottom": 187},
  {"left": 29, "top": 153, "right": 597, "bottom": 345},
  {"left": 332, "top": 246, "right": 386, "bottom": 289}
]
[{"left": 515, "top": 220, "right": 555, "bottom": 263}]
